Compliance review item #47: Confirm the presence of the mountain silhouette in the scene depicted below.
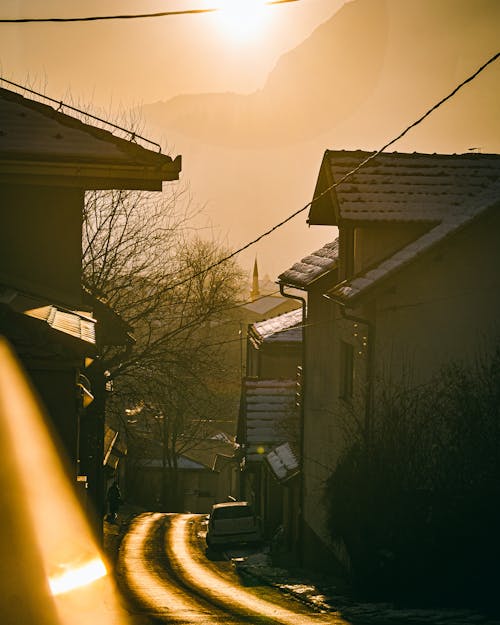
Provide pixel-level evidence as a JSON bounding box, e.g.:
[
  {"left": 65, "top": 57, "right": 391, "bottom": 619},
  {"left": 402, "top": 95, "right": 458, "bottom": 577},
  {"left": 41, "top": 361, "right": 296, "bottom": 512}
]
[
  {"left": 142, "top": 0, "right": 499, "bottom": 150},
  {"left": 139, "top": 0, "right": 500, "bottom": 281}
]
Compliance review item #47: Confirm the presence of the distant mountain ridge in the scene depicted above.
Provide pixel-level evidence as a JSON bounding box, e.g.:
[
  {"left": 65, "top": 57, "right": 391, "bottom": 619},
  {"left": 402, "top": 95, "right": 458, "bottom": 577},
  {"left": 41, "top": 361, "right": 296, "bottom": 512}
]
[
  {"left": 142, "top": 0, "right": 500, "bottom": 150},
  {"left": 138, "top": 0, "right": 500, "bottom": 283},
  {"left": 142, "top": 0, "right": 387, "bottom": 147}
]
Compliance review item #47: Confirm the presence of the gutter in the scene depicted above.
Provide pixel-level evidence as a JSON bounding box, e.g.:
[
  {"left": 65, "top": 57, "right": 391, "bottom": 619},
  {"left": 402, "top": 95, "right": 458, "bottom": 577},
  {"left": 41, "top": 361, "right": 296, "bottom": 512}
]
[{"left": 279, "top": 282, "right": 306, "bottom": 566}]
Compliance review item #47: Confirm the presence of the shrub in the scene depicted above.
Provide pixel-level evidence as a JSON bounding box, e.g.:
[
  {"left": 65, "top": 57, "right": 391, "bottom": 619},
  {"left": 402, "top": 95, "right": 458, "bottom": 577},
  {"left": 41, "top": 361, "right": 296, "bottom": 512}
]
[{"left": 325, "top": 347, "right": 500, "bottom": 607}]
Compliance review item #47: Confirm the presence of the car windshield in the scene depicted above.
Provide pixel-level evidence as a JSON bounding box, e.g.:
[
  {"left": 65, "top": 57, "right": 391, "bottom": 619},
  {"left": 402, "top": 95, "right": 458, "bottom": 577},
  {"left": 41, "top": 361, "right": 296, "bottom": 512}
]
[{"left": 212, "top": 505, "right": 253, "bottom": 520}]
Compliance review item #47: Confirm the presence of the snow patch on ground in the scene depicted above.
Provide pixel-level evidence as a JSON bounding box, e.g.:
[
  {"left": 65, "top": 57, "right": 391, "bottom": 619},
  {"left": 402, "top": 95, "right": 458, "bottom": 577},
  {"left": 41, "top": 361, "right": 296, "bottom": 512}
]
[{"left": 233, "top": 552, "right": 500, "bottom": 625}]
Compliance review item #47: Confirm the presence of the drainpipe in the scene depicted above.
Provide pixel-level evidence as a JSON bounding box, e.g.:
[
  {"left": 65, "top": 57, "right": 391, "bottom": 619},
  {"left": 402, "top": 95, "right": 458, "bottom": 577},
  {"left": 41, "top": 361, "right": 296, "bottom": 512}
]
[{"left": 279, "top": 282, "right": 306, "bottom": 565}]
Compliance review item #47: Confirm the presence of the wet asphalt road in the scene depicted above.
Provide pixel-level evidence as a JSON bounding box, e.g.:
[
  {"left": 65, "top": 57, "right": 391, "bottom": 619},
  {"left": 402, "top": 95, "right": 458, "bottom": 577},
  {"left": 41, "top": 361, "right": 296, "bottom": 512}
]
[{"left": 117, "top": 512, "right": 348, "bottom": 625}]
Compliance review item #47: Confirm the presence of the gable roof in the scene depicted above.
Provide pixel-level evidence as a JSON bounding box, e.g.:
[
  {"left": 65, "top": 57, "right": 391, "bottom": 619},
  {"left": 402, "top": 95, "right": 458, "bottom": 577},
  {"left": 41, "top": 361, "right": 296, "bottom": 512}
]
[
  {"left": 0, "top": 287, "right": 97, "bottom": 355},
  {"left": 237, "top": 378, "right": 298, "bottom": 462},
  {"left": 321, "top": 153, "right": 500, "bottom": 306},
  {"left": 0, "top": 87, "right": 181, "bottom": 190},
  {"left": 308, "top": 150, "right": 500, "bottom": 226},
  {"left": 278, "top": 239, "right": 339, "bottom": 289},
  {"left": 242, "top": 295, "right": 295, "bottom": 316},
  {"left": 250, "top": 308, "right": 302, "bottom": 347}
]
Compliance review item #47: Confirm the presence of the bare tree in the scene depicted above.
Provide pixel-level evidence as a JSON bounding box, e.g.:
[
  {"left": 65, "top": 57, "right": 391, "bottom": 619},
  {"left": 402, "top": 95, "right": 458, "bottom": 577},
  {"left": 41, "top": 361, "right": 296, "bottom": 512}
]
[{"left": 82, "top": 186, "right": 246, "bottom": 507}]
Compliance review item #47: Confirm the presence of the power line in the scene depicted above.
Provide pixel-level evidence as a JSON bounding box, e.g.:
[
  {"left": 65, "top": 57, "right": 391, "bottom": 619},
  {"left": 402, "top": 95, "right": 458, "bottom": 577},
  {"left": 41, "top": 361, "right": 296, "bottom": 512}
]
[
  {"left": 163, "top": 50, "right": 500, "bottom": 292},
  {"left": 0, "top": 0, "right": 300, "bottom": 23},
  {"left": 0, "top": 76, "right": 162, "bottom": 152}
]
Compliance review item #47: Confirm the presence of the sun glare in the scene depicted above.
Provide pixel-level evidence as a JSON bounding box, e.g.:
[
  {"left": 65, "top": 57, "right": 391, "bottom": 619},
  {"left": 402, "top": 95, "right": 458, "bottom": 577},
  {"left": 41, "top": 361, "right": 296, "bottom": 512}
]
[{"left": 212, "top": 0, "right": 269, "bottom": 42}]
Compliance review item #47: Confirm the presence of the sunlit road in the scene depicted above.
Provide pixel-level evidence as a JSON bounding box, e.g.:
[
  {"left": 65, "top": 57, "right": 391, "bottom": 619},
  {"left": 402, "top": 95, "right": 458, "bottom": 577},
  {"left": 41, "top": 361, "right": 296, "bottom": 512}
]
[{"left": 118, "top": 512, "right": 350, "bottom": 625}]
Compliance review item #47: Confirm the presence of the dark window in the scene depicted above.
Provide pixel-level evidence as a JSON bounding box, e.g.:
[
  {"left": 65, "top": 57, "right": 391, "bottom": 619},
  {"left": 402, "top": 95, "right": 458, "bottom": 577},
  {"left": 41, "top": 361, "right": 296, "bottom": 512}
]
[{"left": 340, "top": 340, "right": 354, "bottom": 400}]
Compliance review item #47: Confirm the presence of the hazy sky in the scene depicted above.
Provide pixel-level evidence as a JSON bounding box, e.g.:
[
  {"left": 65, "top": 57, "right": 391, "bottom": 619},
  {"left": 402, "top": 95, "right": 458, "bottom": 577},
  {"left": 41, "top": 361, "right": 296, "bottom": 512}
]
[
  {"left": 0, "top": 0, "right": 342, "bottom": 106},
  {"left": 1, "top": 0, "right": 498, "bottom": 282}
]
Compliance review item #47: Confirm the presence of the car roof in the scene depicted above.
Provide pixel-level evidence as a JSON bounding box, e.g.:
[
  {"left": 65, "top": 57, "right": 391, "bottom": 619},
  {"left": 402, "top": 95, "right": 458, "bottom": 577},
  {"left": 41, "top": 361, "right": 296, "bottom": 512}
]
[{"left": 212, "top": 501, "right": 250, "bottom": 510}]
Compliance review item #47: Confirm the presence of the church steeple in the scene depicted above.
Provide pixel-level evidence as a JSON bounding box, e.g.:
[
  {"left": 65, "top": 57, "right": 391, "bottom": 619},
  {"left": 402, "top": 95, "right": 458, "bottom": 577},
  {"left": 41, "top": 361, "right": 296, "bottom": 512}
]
[{"left": 250, "top": 257, "right": 260, "bottom": 301}]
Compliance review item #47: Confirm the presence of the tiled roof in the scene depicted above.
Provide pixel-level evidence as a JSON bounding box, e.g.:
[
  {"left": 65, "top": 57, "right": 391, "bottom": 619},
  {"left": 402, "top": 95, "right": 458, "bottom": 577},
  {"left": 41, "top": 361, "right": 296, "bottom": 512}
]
[
  {"left": 265, "top": 442, "right": 299, "bottom": 482},
  {"left": 309, "top": 150, "right": 500, "bottom": 226},
  {"left": 0, "top": 287, "right": 97, "bottom": 349},
  {"left": 0, "top": 87, "right": 181, "bottom": 187},
  {"left": 239, "top": 379, "right": 298, "bottom": 462},
  {"left": 326, "top": 173, "right": 500, "bottom": 305},
  {"left": 181, "top": 437, "right": 236, "bottom": 471},
  {"left": 135, "top": 457, "right": 207, "bottom": 470},
  {"left": 25, "top": 305, "right": 96, "bottom": 345},
  {"left": 242, "top": 295, "right": 292, "bottom": 315},
  {"left": 251, "top": 308, "right": 302, "bottom": 345},
  {"left": 278, "top": 239, "right": 339, "bottom": 288}
]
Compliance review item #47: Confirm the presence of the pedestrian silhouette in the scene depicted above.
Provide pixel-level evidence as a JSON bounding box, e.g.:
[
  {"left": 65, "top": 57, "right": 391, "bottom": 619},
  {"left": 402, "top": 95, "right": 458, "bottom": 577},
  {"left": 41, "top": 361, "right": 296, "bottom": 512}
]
[{"left": 106, "top": 481, "right": 122, "bottom": 523}]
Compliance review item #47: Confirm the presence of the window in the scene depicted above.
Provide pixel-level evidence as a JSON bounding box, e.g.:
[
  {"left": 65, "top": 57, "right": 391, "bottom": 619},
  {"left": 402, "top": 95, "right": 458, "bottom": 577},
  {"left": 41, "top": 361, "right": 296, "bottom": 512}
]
[{"left": 340, "top": 340, "right": 354, "bottom": 400}]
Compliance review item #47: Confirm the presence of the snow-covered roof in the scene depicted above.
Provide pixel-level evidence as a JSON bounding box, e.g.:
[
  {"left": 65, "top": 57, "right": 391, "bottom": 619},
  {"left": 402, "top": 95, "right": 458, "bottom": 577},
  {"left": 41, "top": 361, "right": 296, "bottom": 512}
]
[
  {"left": 306, "top": 150, "right": 500, "bottom": 305},
  {"left": 278, "top": 239, "right": 339, "bottom": 289},
  {"left": 0, "top": 288, "right": 97, "bottom": 352},
  {"left": 0, "top": 86, "right": 181, "bottom": 189},
  {"left": 309, "top": 150, "right": 500, "bottom": 226},
  {"left": 251, "top": 308, "right": 302, "bottom": 345},
  {"left": 238, "top": 379, "right": 298, "bottom": 463},
  {"left": 265, "top": 442, "right": 299, "bottom": 482},
  {"left": 242, "top": 295, "right": 291, "bottom": 315},
  {"left": 327, "top": 180, "right": 500, "bottom": 305}
]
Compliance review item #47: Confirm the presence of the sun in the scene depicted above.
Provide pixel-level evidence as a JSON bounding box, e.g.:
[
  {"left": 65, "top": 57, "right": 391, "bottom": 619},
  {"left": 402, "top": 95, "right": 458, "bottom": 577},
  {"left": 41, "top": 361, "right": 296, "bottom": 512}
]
[{"left": 211, "top": 0, "right": 270, "bottom": 43}]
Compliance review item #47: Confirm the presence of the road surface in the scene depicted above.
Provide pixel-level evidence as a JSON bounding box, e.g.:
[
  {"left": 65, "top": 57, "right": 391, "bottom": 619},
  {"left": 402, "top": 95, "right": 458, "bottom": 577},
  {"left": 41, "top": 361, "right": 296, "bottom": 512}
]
[{"left": 118, "top": 512, "right": 349, "bottom": 624}]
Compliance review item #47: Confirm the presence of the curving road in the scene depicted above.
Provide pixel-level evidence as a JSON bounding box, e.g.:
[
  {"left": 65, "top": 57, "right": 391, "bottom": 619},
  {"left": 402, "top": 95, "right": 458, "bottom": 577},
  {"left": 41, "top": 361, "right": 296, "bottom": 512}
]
[{"left": 118, "top": 512, "right": 350, "bottom": 625}]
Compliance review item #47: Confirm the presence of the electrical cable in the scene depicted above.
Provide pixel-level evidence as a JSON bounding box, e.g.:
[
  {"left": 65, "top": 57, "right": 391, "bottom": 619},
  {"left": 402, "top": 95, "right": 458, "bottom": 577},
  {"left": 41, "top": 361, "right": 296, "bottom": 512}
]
[
  {"left": 161, "top": 50, "right": 500, "bottom": 291},
  {"left": 0, "top": 76, "right": 163, "bottom": 152},
  {"left": 0, "top": 0, "right": 300, "bottom": 23},
  {"left": 2, "top": 51, "right": 498, "bottom": 292}
]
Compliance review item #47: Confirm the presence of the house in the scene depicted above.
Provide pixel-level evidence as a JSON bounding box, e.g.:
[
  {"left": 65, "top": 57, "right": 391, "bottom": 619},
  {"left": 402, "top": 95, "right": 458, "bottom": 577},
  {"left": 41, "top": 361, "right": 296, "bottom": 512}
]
[
  {"left": 236, "top": 307, "right": 304, "bottom": 553},
  {"left": 277, "top": 239, "right": 339, "bottom": 567},
  {"left": 246, "top": 308, "right": 302, "bottom": 378},
  {"left": 295, "top": 149, "right": 500, "bottom": 572},
  {"left": 237, "top": 378, "right": 299, "bottom": 542},
  {"left": 0, "top": 85, "right": 181, "bottom": 528},
  {"left": 126, "top": 430, "right": 238, "bottom": 512}
]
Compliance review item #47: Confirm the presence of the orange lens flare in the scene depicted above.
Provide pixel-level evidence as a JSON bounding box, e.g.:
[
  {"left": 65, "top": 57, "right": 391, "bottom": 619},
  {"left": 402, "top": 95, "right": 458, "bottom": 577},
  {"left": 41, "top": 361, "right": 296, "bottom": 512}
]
[
  {"left": 49, "top": 558, "right": 107, "bottom": 596},
  {"left": 0, "top": 339, "right": 129, "bottom": 624}
]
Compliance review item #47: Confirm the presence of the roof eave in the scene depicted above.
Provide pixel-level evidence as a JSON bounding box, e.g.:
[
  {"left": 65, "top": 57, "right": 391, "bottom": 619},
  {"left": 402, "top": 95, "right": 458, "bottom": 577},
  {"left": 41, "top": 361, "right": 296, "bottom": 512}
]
[
  {"left": 278, "top": 265, "right": 338, "bottom": 291},
  {"left": 307, "top": 150, "right": 340, "bottom": 226},
  {"left": 0, "top": 155, "right": 181, "bottom": 190}
]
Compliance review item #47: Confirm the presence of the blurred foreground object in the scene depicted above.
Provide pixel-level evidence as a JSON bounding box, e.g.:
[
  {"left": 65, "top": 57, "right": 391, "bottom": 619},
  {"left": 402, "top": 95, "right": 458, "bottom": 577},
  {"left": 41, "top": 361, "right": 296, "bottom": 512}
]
[{"left": 0, "top": 338, "right": 129, "bottom": 625}]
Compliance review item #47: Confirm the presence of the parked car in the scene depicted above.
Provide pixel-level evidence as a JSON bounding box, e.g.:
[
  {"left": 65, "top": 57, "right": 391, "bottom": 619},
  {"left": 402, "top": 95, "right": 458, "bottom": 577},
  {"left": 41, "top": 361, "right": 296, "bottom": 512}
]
[{"left": 206, "top": 501, "right": 262, "bottom": 548}]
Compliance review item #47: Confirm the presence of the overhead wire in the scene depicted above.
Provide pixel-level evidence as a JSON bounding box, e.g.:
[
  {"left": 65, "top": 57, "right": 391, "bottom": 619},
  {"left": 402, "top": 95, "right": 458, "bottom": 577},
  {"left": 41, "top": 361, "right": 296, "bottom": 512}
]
[
  {"left": 160, "top": 50, "right": 499, "bottom": 291},
  {"left": 0, "top": 76, "right": 162, "bottom": 152},
  {"left": 2, "top": 49, "right": 498, "bottom": 291},
  {"left": 0, "top": 0, "right": 300, "bottom": 23}
]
